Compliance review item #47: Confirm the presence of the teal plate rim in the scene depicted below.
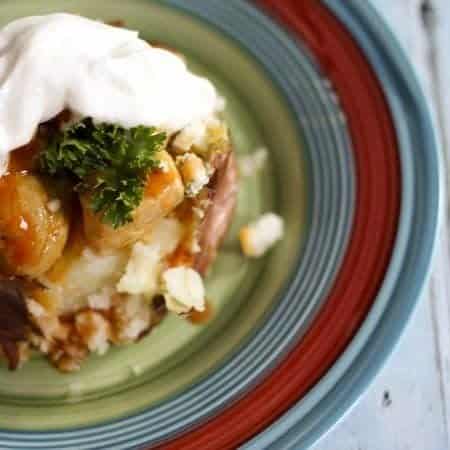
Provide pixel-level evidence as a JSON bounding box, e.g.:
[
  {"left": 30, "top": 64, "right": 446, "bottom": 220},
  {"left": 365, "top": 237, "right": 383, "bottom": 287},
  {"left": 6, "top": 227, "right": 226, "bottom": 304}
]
[{"left": 244, "top": 0, "right": 442, "bottom": 448}]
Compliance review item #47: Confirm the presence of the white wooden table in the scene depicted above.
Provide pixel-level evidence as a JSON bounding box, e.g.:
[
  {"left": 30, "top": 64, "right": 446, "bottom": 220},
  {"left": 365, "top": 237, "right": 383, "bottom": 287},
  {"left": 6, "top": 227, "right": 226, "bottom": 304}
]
[{"left": 311, "top": 1, "right": 450, "bottom": 449}]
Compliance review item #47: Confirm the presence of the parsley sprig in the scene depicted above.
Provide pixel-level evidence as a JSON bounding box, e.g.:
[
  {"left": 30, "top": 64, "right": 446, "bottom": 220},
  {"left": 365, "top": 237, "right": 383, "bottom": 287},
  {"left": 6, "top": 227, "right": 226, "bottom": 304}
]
[{"left": 40, "top": 118, "right": 166, "bottom": 228}]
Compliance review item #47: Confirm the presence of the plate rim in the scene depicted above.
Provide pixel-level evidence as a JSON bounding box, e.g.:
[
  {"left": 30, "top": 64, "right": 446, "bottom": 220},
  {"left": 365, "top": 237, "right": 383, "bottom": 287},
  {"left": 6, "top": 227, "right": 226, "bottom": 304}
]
[
  {"left": 243, "top": 0, "right": 442, "bottom": 448},
  {"left": 155, "top": 0, "right": 440, "bottom": 448}
]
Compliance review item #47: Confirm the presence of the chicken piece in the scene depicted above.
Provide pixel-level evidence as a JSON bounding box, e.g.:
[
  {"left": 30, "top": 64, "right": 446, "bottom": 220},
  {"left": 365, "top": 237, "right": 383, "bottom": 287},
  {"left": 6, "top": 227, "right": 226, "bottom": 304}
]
[
  {"left": 194, "top": 151, "right": 238, "bottom": 274},
  {"left": 82, "top": 151, "right": 184, "bottom": 250},
  {"left": 0, "top": 173, "right": 70, "bottom": 277},
  {"left": 167, "top": 136, "right": 238, "bottom": 274}
]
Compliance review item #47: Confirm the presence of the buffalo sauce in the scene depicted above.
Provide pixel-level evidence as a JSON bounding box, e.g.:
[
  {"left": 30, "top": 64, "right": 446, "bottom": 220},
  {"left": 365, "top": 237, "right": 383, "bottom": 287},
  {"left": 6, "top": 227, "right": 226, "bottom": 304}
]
[
  {"left": 166, "top": 198, "right": 197, "bottom": 268},
  {"left": 145, "top": 168, "right": 175, "bottom": 198},
  {"left": 0, "top": 174, "right": 37, "bottom": 268},
  {"left": 26, "top": 286, "right": 59, "bottom": 315},
  {"left": 166, "top": 243, "right": 195, "bottom": 268},
  {"left": 45, "top": 210, "right": 85, "bottom": 283},
  {"left": 187, "top": 300, "right": 213, "bottom": 325},
  {"left": 0, "top": 139, "right": 42, "bottom": 270}
]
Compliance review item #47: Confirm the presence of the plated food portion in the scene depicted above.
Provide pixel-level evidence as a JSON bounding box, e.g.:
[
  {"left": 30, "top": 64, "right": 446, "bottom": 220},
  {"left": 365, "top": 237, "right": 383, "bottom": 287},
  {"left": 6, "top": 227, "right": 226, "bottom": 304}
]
[{"left": 0, "top": 14, "right": 284, "bottom": 372}]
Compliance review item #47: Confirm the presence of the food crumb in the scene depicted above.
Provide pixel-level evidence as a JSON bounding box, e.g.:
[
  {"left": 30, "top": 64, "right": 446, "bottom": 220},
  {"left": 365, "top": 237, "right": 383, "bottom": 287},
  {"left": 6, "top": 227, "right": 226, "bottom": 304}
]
[
  {"left": 176, "top": 153, "right": 210, "bottom": 197},
  {"left": 162, "top": 267, "right": 205, "bottom": 314},
  {"left": 240, "top": 213, "right": 284, "bottom": 258},
  {"left": 239, "top": 148, "right": 268, "bottom": 177}
]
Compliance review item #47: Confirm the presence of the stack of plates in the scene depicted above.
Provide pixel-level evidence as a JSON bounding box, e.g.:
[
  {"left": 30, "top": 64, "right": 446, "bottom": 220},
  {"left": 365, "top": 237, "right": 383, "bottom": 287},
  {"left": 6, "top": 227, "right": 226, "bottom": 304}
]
[{"left": 0, "top": 1, "right": 439, "bottom": 449}]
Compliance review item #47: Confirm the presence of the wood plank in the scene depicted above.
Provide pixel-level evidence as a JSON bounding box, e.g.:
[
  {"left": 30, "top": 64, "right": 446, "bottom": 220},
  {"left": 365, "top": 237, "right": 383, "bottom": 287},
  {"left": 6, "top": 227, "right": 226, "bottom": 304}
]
[
  {"left": 424, "top": 0, "right": 450, "bottom": 442},
  {"left": 431, "top": 0, "right": 450, "bottom": 185},
  {"left": 312, "top": 1, "right": 450, "bottom": 448},
  {"left": 315, "top": 300, "right": 447, "bottom": 450}
]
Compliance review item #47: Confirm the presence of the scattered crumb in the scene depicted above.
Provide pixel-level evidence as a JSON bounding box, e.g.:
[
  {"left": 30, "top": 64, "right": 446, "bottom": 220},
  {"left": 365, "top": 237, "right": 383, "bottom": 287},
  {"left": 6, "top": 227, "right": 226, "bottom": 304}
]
[
  {"left": 240, "top": 213, "right": 284, "bottom": 258},
  {"left": 162, "top": 267, "right": 205, "bottom": 314},
  {"left": 176, "top": 153, "right": 210, "bottom": 197},
  {"left": 239, "top": 148, "right": 268, "bottom": 177}
]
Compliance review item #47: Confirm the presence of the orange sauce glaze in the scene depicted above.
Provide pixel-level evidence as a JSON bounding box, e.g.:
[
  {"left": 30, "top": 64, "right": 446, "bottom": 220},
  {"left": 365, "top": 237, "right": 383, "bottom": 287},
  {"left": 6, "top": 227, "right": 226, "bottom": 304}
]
[
  {"left": 166, "top": 198, "right": 197, "bottom": 268},
  {"left": 166, "top": 243, "right": 195, "bottom": 268},
  {"left": 0, "top": 174, "right": 37, "bottom": 268},
  {"left": 144, "top": 166, "right": 176, "bottom": 198},
  {"left": 187, "top": 300, "right": 213, "bottom": 325},
  {"left": 45, "top": 210, "right": 85, "bottom": 283},
  {"left": 27, "top": 286, "right": 59, "bottom": 315},
  {"left": 0, "top": 137, "right": 45, "bottom": 270}
]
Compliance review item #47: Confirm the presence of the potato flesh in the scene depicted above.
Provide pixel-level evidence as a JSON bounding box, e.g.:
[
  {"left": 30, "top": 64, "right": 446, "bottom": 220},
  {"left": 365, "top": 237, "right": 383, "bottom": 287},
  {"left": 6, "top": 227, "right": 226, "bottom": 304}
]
[
  {"left": 82, "top": 151, "right": 184, "bottom": 251},
  {"left": 0, "top": 173, "right": 69, "bottom": 277}
]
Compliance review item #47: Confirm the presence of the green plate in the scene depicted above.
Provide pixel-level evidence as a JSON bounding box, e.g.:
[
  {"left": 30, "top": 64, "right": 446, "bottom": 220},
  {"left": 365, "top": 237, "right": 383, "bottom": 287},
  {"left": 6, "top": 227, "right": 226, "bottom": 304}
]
[{"left": 0, "top": 0, "right": 306, "bottom": 430}]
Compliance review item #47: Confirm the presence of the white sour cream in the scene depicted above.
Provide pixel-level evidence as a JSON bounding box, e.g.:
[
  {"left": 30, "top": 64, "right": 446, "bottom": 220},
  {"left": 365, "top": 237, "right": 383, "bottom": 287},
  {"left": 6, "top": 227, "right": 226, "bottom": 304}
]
[{"left": 0, "top": 14, "right": 221, "bottom": 167}]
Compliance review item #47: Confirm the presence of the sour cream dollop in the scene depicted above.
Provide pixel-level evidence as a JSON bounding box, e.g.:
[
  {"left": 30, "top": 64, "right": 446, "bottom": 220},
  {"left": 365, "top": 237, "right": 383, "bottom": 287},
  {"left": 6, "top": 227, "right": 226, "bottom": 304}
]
[{"left": 0, "top": 14, "right": 221, "bottom": 166}]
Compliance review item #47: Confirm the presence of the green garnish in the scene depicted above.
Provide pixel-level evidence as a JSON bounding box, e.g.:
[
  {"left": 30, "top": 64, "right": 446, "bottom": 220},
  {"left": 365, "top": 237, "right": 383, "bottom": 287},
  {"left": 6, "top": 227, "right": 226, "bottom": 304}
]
[{"left": 40, "top": 118, "right": 166, "bottom": 228}]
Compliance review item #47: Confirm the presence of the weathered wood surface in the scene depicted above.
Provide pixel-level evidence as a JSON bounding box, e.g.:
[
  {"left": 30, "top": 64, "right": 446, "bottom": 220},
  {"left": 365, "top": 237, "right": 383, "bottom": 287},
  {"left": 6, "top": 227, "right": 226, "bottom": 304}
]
[{"left": 313, "top": 1, "right": 450, "bottom": 449}]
